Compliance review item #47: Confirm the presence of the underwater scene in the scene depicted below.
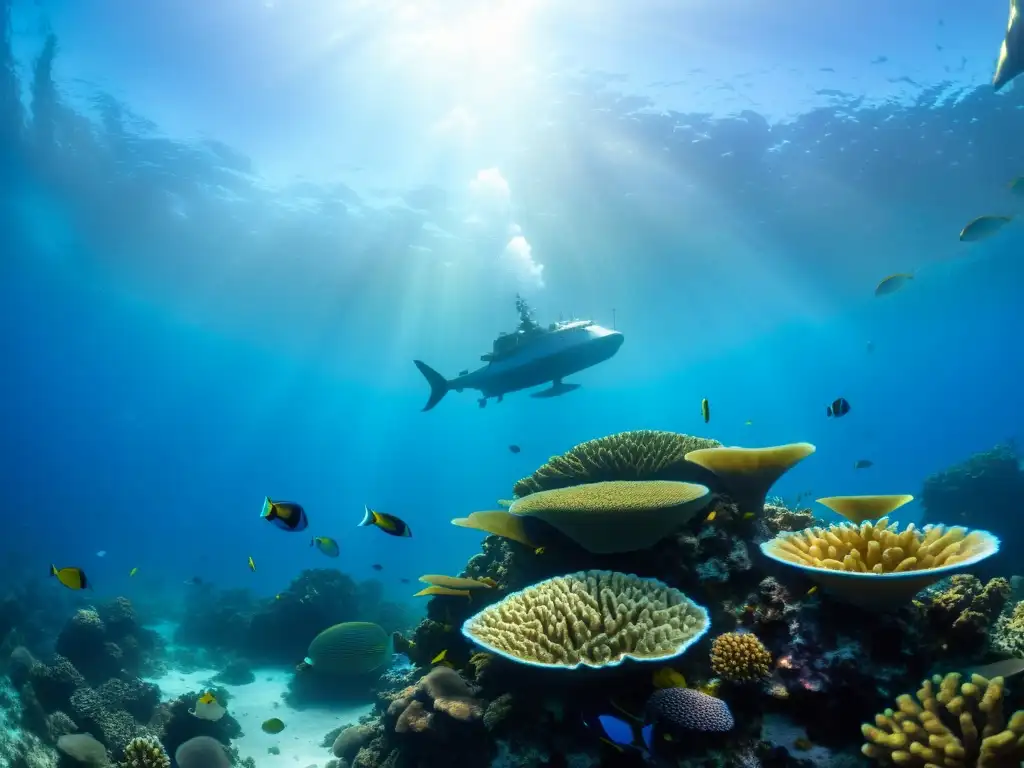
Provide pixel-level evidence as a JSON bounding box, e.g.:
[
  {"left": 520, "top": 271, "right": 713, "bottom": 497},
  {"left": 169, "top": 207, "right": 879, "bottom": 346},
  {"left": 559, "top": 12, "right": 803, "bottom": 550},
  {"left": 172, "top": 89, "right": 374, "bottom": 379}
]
[{"left": 4, "top": 0, "right": 1024, "bottom": 767}]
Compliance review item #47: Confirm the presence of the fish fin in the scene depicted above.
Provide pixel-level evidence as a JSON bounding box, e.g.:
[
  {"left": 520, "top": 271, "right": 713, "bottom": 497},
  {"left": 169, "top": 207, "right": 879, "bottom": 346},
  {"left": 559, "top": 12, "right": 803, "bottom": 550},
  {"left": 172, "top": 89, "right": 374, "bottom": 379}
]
[
  {"left": 303, "top": 656, "right": 314, "bottom": 666},
  {"left": 609, "top": 699, "right": 643, "bottom": 722},
  {"left": 359, "top": 505, "right": 374, "bottom": 527},
  {"left": 261, "top": 497, "right": 275, "bottom": 519},
  {"left": 50, "top": 564, "right": 57, "bottom": 577},
  {"left": 596, "top": 715, "right": 634, "bottom": 746},
  {"left": 413, "top": 360, "right": 450, "bottom": 411},
  {"left": 826, "top": 406, "right": 832, "bottom": 417},
  {"left": 530, "top": 380, "right": 580, "bottom": 398},
  {"left": 641, "top": 724, "right": 654, "bottom": 752},
  {"left": 310, "top": 537, "right": 315, "bottom": 547}
]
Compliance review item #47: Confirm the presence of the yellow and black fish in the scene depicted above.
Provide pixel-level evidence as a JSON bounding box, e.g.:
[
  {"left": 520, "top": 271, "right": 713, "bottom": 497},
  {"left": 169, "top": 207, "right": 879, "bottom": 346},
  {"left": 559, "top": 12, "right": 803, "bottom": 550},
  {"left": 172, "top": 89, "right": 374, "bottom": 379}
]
[
  {"left": 51, "top": 565, "right": 88, "bottom": 590},
  {"left": 700, "top": 398, "right": 710, "bottom": 424},
  {"left": 359, "top": 505, "right": 412, "bottom": 538},
  {"left": 248, "top": 556, "right": 256, "bottom": 572},
  {"left": 260, "top": 497, "right": 309, "bottom": 532}
]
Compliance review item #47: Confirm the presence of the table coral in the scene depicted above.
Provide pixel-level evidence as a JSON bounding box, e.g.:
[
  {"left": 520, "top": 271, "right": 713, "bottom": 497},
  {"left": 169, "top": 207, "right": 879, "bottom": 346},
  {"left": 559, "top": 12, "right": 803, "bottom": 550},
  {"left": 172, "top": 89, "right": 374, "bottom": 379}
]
[
  {"left": 511, "top": 430, "right": 722, "bottom": 497},
  {"left": 861, "top": 672, "right": 1024, "bottom": 766},
  {"left": 461, "top": 570, "right": 709, "bottom": 670},
  {"left": 760, "top": 518, "right": 1000, "bottom": 607},
  {"left": 683, "top": 443, "right": 817, "bottom": 515},
  {"left": 709, "top": 631, "right": 772, "bottom": 682},
  {"left": 508, "top": 480, "right": 712, "bottom": 553}
]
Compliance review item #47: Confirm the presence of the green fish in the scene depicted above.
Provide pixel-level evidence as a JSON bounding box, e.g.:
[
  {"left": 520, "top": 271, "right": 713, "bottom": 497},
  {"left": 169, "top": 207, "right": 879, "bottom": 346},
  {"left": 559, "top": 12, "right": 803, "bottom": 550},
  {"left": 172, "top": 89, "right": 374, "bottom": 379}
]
[
  {"left": 310, "top": 536, "right": 340, "bottom": 558},
  {"left": 261, "top": 718, "right": 286, "bottom": 734},
  {"left": 959, "top": 215, "right": 1013, "bottom": 242}
]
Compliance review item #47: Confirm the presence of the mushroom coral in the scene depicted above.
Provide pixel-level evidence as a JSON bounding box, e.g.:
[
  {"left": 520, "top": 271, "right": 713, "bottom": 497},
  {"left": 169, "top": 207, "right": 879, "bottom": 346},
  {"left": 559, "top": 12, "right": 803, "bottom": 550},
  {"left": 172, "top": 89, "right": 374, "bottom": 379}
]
[
  {"left": 461, "top": 570, "right": 709, "bottom": 670},
  {"left": 760, "top": 518, "right": 1000, "bottom": 608},
  {"left": 862, "top": 672, "right": 1024, "bottom": 766},
  {"left": 512, "top": 430, "right": 722, "bottom": 497},
  {"left": 816, "top": 494, "right": 914, "bottom": 524},
  {"left": 684, "top": 442, "right": 816, "bottom": 515},
  {"left": 508, "top": 480, "right": 712, "bottom": 554}
]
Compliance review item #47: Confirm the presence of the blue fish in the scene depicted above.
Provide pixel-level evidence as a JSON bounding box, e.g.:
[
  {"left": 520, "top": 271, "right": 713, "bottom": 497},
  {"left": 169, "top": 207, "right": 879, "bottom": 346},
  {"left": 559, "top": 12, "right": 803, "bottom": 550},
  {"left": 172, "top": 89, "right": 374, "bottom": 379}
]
[
  {"left": 588, "top": 713, "right": 654, "bottom": 755},
  {"left": 826, "top": 397, "right": 850, "bottom": 418},
  {"left": 261, "top": 497, "right": 309, "bottom": 532}
]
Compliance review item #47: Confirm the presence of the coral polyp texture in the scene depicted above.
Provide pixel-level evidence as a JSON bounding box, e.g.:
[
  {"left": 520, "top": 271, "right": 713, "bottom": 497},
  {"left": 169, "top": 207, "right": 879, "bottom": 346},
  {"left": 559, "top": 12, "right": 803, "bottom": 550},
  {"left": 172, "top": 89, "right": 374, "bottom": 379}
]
[
  {"left": 645, "top": 687, "right": 735, "bottom": 733},
  {"left": 511, "top": 430, "right": 722, "bottom": 497},
  {"left": 683, "top": 442, "right": 816, "bottom": 514},
  {"left": 121, "top": 735, "right": 171, "bottom": 768},
  {"left": 460, "top": 570, "right": 709, "bottom": 670},
  {"left": 507, "top": 480, "right": 712, "bottom": 553},
  {"left": 816, "top": 494, "right": 915, "bottom": 524},
  {"left": 760, "top": 518, "right": 1000, "bottom": 607},
  {"left": 709, "top": 631, "right": 772, "bottom": 682},
  {"left": 861, "top": 672, "right": 1024, "bottom": 766}
]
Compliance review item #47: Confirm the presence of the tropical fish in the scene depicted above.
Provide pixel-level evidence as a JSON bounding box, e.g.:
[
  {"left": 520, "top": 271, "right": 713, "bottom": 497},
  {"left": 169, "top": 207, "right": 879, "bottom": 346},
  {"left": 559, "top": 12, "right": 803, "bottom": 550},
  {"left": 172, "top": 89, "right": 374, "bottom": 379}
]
[
  {"left": 742, "top": 512, "right": 756, "bottom": 520},
  {"left": 854, "top": 459, "right": 874, "bottom": 469},
  {"left": 652, "top": 667, "right": 686, "bottom": 689},
  {"left": 95, "top": 550, "right": 107, "bottom": 558},
  {"left": 310, "top": 536, "right": 340, "bottom": 558},
  {"left": 477, "top": 577, "right": 498, "bottom": 588},
  {"left": 372, "top": 564, "right": 383, "bottom": 571},
  {"left": 806, "top": 586, "right": 819, "bottom": 596},
  {"left": 419, "top": 575, "right": 494, "bottom": 590},
  {"left": 359, "top": 506, "right": 412, "bottom": 538},
  {"left": 960, "top": 214, "right": 1013, "bottom": 241},
  {"left": 793, "top": 738, "right": 813, "bottom": 751},
  {"left": 508, "top": 444, "right": 521, "bottom": 454},
  {"left": 414, "top": 586, "right": 472, "bottom": 600},
  {"left": 302, "top": 622, "right": 392, "bottom": 675},
  {"left": 534, "top": 547, "right": 546, "bottom": 555},
  {"left": 248, "top": 556, "right": 256, "bottom": 572},
  {"left": 431, "top": 650, "right": 450, "bottom": 665},
  {"left": 400, "top": 578, "right": 411, "bottom": 584},
  {"left": 190, "top": 692, "right": 225, "bottom": 722},
  {"left": 826, "top": 397, "right": 851, "bottom": 418},
  {"left": 586, "top": 713, "right": 654, "bottom": 755},
  {"left": 260, "top": 497, "right": 309, "bottom": 532},
  {"left": 995, "top": 0, "right": 1024, "bottom": 92},
  {"left": 50, "top": 565, "right": 88, "bottom": 591},
  {"left": 705, "top": 510, "right": 717, "bottom": 522},
  {"left": 129, "top": 567, "right": 138, "bottom": 577},
  {"left": 185, "top": 576, "right": 204, "bottom": 586},
  {"left": 874, "top": 273, "right": 913, "bottom": 296},
  {"left": 261, "top": 718, "right": 286, "bottom": 734},
  {"left": 701, "top": 398, "right": 710, "bottom": 424}
]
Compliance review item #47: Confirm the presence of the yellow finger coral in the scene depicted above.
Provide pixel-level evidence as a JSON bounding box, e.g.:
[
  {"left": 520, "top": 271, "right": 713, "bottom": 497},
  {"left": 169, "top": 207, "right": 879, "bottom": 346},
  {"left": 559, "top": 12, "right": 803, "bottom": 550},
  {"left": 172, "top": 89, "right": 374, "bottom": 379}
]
[
  {"left": 512, "top": 430, "right": 722, "bottom": 498},
  {"left": 508, "top": 480, "right": 711, "bottom": 554},
  {"left": 683, "top": 443, "right": 816, "bottom": 515},
  {"left": 121, "top": 736, "right": 171, "bottom": 768},
  {"left": 816, "top": 495, "right": 914, "bottom": 524},
  {"left": 760, "top": 517, "right": 1000, "bottom": 608},
  {"left": 460, "top": 570, "right": 710, "bottom": 670},
  {"left": 709, "top": 632, "right": 771, "bottom": 683},
  {"left": 862, "top": 672, "right": 1024, "bottom": 766}
]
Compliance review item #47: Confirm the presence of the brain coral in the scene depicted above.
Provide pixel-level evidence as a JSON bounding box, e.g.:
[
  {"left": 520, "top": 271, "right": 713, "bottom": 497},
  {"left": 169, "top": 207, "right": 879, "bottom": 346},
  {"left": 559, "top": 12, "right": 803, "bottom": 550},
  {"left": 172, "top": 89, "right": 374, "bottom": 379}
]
[
  {"left": 512, "top": 430, "right": 721, "bottom": 497},
  {"left": 862, "top": 672, "right": 1024, "bottom": 766},
  {"left": 645, "top": 688, "right": 734, "bottom": 733},
  {"left": 760, "top": 518, "right": 1000, "bottom": 608},
  {"left": 461, "top": 570, "right": 709, "bottom": 670},
  {"left": 174, "top": 736, "right": 231, "bottom": 768},
  {"left": 709, "top": 632, "right": 772, "bottom": 683},
  {"left": 508, "top": 480, "right": 711, "bottom": 553}
]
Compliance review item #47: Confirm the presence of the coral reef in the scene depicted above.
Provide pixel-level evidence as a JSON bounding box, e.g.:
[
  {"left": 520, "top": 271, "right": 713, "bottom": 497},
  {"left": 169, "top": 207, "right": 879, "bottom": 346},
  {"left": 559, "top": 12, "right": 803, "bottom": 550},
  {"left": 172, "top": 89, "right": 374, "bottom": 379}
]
[
  {"left": 992, "top": 600, "right": 1024, "bottom": 658},
  {"left": 121, "top": 736, "right": 171, "bottom": 768},
  {"left": 862, "top": 672, "right": 1024, "bottom": 766},
  {"left": 761, "top": 518, "right": 1001, "bottom": 607},
  {"left": 154, "top": 690, "right": 243, "bottom": 763},
  {"left": 461, "top": 570, "right": 710, "bottom": 669},
  {"left": 914, "top": 576, "right": 1011, "bottom": 656},
  {"left": 709, "top": 631, "right": 772, "bottom": 683},
  {"left": 53, "top": 599, "right": 163, "bottom": 685}
]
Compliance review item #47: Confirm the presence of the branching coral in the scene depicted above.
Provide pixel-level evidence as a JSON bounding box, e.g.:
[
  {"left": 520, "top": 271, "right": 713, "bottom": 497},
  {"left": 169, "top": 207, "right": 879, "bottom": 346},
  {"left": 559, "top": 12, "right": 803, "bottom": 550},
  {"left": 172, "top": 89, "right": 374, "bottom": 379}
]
[
  {"left": 461, "top": 570, "right": 709, "bottom": 669},
  {"left": 511, "top": 430, "right": 721, "bottom": 497},
  {"left": 120, "top": 736, "right": 170, "bottom": 768},
  {"left": 507, "top": 480, "right": 712, "bottom": 553},
  {"left": 709, "top": 631, "right": 772, "bottom": 682},
  {"left": 861, "top": 672, "right": 1024, "bottom": 766},
  {"left": 760, "top": 518, "right": 1000, "bottom": 607}
]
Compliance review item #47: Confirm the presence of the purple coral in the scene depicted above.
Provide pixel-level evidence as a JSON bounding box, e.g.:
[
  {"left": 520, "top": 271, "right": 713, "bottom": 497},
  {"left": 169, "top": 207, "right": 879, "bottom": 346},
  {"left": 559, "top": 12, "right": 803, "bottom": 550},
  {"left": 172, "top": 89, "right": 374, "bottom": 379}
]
[{"left": 645, "top": 688, "right": 734, "bottom": 733}]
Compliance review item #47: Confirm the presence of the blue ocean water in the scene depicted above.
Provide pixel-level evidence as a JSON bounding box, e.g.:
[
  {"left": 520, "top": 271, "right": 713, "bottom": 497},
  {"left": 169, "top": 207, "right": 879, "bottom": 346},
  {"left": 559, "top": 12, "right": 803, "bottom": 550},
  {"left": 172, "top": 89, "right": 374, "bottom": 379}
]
[{"left": 1, "top": 0, "right": 1022, "bottom": 613}]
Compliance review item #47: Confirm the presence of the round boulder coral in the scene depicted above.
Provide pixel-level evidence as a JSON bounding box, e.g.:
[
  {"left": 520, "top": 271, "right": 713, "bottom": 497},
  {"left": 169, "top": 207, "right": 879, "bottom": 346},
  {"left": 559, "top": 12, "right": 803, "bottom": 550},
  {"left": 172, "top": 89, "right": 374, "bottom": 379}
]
[
  {"left": 512, "top": 430, "right": 722, "bottom": 497},
  {"left": 508, "top": 480, "right": 712, "bottom": 553},
  {"left": 461, "top": 570, "right": 710, "bottom": 670},
  {"left": 645, "top": 688, "right": 734, "bottom": 733},
  {"left": 175, "top": 736, "right": 231, "bottom": 768},
  {"left": 709, "top": 632, "right": 771, "bottom": 683}
]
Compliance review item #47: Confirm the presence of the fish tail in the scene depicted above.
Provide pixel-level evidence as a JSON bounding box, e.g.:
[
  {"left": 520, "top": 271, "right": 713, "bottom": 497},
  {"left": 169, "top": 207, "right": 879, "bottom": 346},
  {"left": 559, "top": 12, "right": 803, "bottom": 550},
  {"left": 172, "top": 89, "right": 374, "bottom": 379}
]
[
  {"left": 826, "top": 407, "right": 832, "bottom": 417},
  {"left": 310, "top": 537, "right": 315, "bottom": 547},
  {"left": 261, "top": 497, "right": 275, "bottom": 519},
  {"left": 49, "top": 564, "right": 57, "bottom": 577},
  {"left": 359, "top": 505, "right": 375, "bottom": 527},
  {"left": 413, "top": 360, "right": 450, "bottom": 411}
]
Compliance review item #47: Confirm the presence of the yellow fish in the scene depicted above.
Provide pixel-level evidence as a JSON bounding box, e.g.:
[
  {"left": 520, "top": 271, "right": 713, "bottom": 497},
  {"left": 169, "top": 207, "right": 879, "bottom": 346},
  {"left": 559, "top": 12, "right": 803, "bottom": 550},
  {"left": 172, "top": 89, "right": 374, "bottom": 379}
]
[
  {"left": 198, "top": 691, "right": 217, "bottom": 705},
  {"left": 806, "top": 586, "right": 818, "bottom": 596},
  {"left": 742, "top": 512, "right": 756, "bottom": 520},
  {"left": 129, "top": 567, "right": 138, "bottom": 577},
  {"left": 431, "top": 649, "right": 448, "bottom": 664},
  {"left": 261, "top": 718, "right": 286, "bottom": 734},
  {"left": 705, "top": 510, "right": 717, "bottom": 522},
  {"left": 534, "top": 547, "right": 545, "bottom": 555},
  {"left": 652, "top": 667, "right": 686, "bottom": 689},
  {"left": 50, "top": 565, "right": 88, "bottom": 591},
  {"left": 700, "top": 398, "right": 710, "bottom": 424},
  {"left": 359, "top": 505, "right": 412, "bottom": 537},
  {"left": 414, "top": 586, "right": 472, "bottom": 600},
  {"left": 248, "top": 556, "right": 256, "bottom": 572}
]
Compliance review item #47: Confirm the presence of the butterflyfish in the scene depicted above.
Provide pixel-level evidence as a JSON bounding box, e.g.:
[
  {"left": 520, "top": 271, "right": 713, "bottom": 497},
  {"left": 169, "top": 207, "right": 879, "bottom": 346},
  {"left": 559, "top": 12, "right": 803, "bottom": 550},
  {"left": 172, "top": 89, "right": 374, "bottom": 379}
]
[
  {"left": 50, "top": 565, "right": 88, "bottom": 591},
  {"left": 261, "top": 497, "right": 309, "bottom": 532},
  {"left": 359, "top": 505, "right": 412, "bottom": 537},
  {"left": 190, "top": 692, "right": 225, "bottom": 722}
]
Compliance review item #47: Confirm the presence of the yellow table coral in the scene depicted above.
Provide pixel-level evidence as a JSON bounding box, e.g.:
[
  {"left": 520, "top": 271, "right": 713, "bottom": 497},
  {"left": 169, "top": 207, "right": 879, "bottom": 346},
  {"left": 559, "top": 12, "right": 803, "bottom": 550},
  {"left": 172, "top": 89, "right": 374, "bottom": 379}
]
[
  {"left": 862, "top": 672, "right": 1024, "bottom": 767},
  {"left": 460, "top": 570, "right": 710, "bottom": 670},
  {"left": 759, "top": 517, "right": 1000, "bottom": 608}
]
